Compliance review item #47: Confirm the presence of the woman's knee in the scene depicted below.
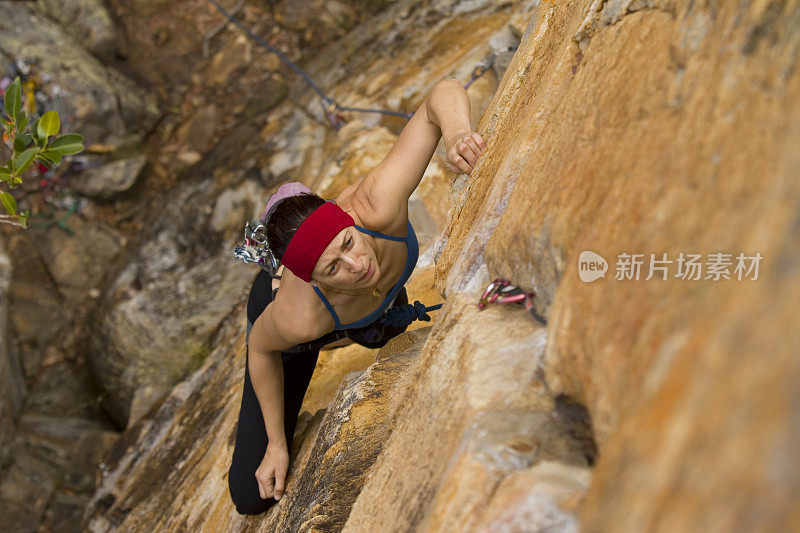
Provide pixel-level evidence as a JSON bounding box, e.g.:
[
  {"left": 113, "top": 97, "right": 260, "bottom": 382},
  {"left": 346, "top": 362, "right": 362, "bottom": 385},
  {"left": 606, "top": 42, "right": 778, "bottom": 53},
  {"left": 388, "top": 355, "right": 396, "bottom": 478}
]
[
  {"left": 228, "top": 465, "right": 278, "bottom": 515},
  {"left": 233, "top": 494, "right": 278, "bottom": 516}
]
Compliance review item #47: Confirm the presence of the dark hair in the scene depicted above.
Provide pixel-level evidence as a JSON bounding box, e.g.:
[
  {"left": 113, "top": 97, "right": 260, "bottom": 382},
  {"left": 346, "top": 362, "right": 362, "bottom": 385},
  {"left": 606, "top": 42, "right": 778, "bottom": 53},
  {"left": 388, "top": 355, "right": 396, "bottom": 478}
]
[{"left": 266, "top": 193, "right": 326, "bottom": 260}]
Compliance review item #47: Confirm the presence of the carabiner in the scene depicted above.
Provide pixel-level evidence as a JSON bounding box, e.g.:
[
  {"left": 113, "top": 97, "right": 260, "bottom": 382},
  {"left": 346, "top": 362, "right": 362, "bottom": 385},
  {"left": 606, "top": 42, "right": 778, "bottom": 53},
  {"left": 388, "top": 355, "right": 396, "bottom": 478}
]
[{"left": 478, "top": 278, "right": 509, "bottom": 310}]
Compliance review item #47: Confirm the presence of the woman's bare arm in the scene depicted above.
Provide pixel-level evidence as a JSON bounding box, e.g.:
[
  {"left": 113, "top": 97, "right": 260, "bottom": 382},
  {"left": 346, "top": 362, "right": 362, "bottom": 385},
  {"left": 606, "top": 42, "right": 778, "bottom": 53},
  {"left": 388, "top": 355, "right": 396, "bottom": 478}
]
[
  {"left": 351, "top": 78, "right": 484, "bottom": 228},
  {"left": 246, "top": 289, "right": 333, "bottom": 500},
  {"left": 248, "top": 302, "right": 326, "bottom": 450}
]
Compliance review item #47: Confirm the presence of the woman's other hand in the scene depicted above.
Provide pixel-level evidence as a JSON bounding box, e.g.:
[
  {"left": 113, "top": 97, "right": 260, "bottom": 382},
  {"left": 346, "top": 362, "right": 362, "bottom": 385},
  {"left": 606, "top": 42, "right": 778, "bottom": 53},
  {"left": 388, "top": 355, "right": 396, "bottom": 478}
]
[
  {"left": 444, "top": 130, "right": 486, "bottom": 175},
  {"left": 255, "top": 443, "right": 289, "bottom": 501}
]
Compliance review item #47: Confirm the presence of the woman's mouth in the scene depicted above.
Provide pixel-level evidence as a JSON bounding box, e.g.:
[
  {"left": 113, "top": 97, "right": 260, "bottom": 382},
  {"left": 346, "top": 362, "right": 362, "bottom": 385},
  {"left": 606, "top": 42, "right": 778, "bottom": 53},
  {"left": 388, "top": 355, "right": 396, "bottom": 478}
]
[{"left": 360, "top": 262, "right": 372, "bottom": 282}]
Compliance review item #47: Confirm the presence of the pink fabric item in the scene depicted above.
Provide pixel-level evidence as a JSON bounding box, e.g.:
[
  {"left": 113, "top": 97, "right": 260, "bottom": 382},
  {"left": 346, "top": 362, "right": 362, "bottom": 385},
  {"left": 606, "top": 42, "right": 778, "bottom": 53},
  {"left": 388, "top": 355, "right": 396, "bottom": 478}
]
[{"left": 260, "top": 182, "right": 314, "bottom": 221}]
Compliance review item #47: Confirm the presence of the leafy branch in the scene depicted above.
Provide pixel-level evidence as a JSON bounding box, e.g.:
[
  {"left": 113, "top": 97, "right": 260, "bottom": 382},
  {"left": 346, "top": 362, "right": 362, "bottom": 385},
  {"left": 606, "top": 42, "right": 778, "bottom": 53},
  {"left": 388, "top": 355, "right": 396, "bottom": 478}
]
[{"left": 1, "top": 76, "right": 84, "bottom": 228}]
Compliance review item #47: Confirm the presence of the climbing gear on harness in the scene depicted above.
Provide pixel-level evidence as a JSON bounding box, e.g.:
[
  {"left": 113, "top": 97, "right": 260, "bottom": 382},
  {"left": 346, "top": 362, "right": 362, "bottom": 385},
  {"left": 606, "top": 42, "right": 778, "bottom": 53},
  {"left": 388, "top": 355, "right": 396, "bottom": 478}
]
[
  {"left": 235, "top": 183, "right": 315, "bottom": 277},
  {"left": 478, "top": 278, "right": 546, "bottom": 325},
  {"left": 234, "top": 217, "right": 281, "bottom": 278},
  {"left": 378, "top": 300, "right": 443, "bottom": 328}
]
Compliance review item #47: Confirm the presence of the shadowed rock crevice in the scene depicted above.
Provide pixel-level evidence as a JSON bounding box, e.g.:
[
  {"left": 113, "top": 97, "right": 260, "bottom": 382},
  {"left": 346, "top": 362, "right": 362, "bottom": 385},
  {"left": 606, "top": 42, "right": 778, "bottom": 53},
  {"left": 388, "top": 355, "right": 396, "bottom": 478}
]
[{"left": 554, "top": 394, "right": 598, "bottom": 467}]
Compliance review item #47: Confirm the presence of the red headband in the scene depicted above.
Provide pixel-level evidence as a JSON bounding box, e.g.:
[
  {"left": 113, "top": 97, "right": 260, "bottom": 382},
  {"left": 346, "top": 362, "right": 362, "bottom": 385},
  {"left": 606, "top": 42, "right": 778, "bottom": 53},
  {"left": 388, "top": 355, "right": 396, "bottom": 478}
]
[{"left": 281, "top": 201, "right": 354, "bottom": 282}]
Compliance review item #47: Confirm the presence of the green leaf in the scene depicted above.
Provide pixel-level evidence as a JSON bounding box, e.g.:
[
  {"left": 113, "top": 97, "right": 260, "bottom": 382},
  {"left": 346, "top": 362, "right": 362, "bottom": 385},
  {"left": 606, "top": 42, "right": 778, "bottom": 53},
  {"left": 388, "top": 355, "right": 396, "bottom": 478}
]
[
  {"left": 41, "top": 149, "right": 62, "bottom": 165},
  {"left": 11, "top": 147, "right": 37, "bottom": 173},
  {"left": 48, "top": 133, "right": 84, "bottom": 156},
  {"left": 17, "top": 210, "right": 29, "bottom": 228},
  {"left": 37, "top": 111, "right": 60, "bottom": 139},
  {"left": 16, "top": 111, "right": 28, "bottom": 132},
  {"left": 13, "top": 136, "right": 27, "bottom": 153},
  {"left": 3, "top": 77, "right": 21, "bottom": 119},
  {"left": 17, "top": 133, "right": 32, "bottom": 146},
  {"left": 0, "top": 166, "right": 10, "bottom": 180},
  {"left": 0, "top": 117, "right": 9, "bottom": 132},
  {"left": 31, "top": 118, "right": 43, "bottom": 145},
  {"left": 0, "top": 192, "right": 17, "bottom": 216}
]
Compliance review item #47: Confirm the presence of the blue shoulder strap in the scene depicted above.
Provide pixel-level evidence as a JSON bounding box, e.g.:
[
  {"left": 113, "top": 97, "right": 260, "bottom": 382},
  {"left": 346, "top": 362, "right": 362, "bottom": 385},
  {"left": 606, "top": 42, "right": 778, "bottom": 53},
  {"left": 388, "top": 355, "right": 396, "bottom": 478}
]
[
  {"left": 353, "top": 224, "right": 408, "bottom": 242},
  {"left": 312, "top": 284, "right": 342, "bottom": 329}
]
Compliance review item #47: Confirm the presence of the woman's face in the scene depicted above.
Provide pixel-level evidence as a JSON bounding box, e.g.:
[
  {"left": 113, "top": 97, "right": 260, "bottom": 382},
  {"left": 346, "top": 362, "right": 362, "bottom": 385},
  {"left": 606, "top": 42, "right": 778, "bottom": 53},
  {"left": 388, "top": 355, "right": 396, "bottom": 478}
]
[{"left": 313, "top": 227, "right": 380, "bottom": 289}]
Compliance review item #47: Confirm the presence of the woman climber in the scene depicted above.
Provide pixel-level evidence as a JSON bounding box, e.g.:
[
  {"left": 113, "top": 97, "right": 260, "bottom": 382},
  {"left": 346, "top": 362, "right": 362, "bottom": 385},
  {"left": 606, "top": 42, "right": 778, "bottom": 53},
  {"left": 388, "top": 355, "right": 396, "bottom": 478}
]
[{"left": 227, "top": 78, "right": 485, "bottom": 515}]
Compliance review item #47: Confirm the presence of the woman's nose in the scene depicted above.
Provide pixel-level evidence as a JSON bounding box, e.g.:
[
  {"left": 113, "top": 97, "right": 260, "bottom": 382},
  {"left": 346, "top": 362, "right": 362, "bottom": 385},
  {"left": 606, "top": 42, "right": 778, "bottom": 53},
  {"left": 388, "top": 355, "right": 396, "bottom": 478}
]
[{"left": 343, "top": 253, "right": 363, "bottom": 272}]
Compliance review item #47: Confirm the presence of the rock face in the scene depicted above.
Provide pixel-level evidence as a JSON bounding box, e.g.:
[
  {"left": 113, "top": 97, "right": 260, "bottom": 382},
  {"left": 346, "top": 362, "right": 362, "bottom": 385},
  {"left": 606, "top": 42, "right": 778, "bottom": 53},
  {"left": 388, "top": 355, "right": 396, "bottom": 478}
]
[
  {"left": 36, "top": 0, "right": 119, "bottom": 60},
  {"left": 8, "top": 0, "right": 795, "bottom": 530},
  {"left": 88, "top": 175, "right": 260, "bottom": 426},
  {"left": 0, "top": 3, "right": 158, "bottom": 145},
  {"left": 435, "top": 0, "right": 800, "bottom": 530},
  {"left": 69, "top": 156, "right": 148, "bottom": 200},
  {"left": 0, "top": 237, "right": 21, "bottom": 432}
]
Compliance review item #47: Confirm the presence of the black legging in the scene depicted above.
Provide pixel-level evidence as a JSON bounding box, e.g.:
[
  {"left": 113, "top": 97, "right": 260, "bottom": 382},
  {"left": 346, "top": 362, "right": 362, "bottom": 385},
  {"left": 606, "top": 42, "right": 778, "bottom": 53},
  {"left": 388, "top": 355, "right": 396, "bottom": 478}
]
[{"left": 228, "top": 270, "right": 409, "bottom": 515}]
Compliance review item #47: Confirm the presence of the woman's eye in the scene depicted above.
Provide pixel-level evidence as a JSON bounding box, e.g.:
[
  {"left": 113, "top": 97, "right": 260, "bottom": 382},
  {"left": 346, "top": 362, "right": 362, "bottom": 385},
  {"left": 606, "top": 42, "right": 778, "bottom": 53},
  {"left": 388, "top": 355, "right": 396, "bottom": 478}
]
[{"left": 328, "top": 238, "right": 352, "bottom": 276}]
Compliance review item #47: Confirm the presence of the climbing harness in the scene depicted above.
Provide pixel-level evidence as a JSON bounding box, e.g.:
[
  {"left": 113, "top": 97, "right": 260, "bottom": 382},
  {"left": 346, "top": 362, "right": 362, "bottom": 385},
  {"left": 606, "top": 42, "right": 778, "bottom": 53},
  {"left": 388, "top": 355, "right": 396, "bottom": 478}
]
[
  {"left": 478, "top": 278, "right": 546, "bottom": 325},
  {"left": 205, "top": 0, "right": 515, "bottom": 130}
]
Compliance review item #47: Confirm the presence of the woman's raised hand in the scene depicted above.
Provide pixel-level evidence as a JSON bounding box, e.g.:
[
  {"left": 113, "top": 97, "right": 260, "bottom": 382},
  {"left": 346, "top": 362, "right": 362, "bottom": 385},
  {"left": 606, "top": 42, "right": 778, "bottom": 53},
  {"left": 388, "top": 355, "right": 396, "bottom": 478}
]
[
  {"left": 443, "top": 130, "right": 486, "bottom": 175},
  {"left": 255, "top": 443, "right": 289, "bottom": 501}
]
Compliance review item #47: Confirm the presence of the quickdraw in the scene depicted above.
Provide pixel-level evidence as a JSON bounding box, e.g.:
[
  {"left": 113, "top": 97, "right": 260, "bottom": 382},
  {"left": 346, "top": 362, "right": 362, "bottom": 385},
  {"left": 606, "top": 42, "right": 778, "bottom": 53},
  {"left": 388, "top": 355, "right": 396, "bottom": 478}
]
[
  {"left": 320, "top": 98, "right": 347, "bottom": 130},
  {"left": 478, "top": 277, "right": 546, "bottom": 325},
  {"left": 233, "top": 217, "right": 281, "bottom": 278}
]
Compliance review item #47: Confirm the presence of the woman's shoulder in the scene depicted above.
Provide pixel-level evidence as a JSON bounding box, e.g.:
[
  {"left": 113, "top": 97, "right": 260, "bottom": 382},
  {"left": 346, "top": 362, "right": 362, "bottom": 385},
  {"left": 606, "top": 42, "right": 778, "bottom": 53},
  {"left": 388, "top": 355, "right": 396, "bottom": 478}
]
[
  {"left": 335, "top": 182, "right": 409, "bottom": 236},
  {"left": 267, "top": 270, "right": 335, "bottom": 340}
]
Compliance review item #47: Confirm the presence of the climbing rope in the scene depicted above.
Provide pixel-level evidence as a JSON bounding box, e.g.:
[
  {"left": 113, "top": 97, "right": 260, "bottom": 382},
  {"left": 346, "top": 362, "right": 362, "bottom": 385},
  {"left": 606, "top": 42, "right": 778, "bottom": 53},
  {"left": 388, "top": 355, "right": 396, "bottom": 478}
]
[
  {"left": 206, "top": 0, "right": 413, "bottom": 128},
  {"left": 478, "top": 278, "right": 546, "bottom": 325},
  {"left": 205, "top": 0, "right": 516, "bottom": 130},
  {"left": 378, "top": 300, "right": 443, "bottom": 328}
]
